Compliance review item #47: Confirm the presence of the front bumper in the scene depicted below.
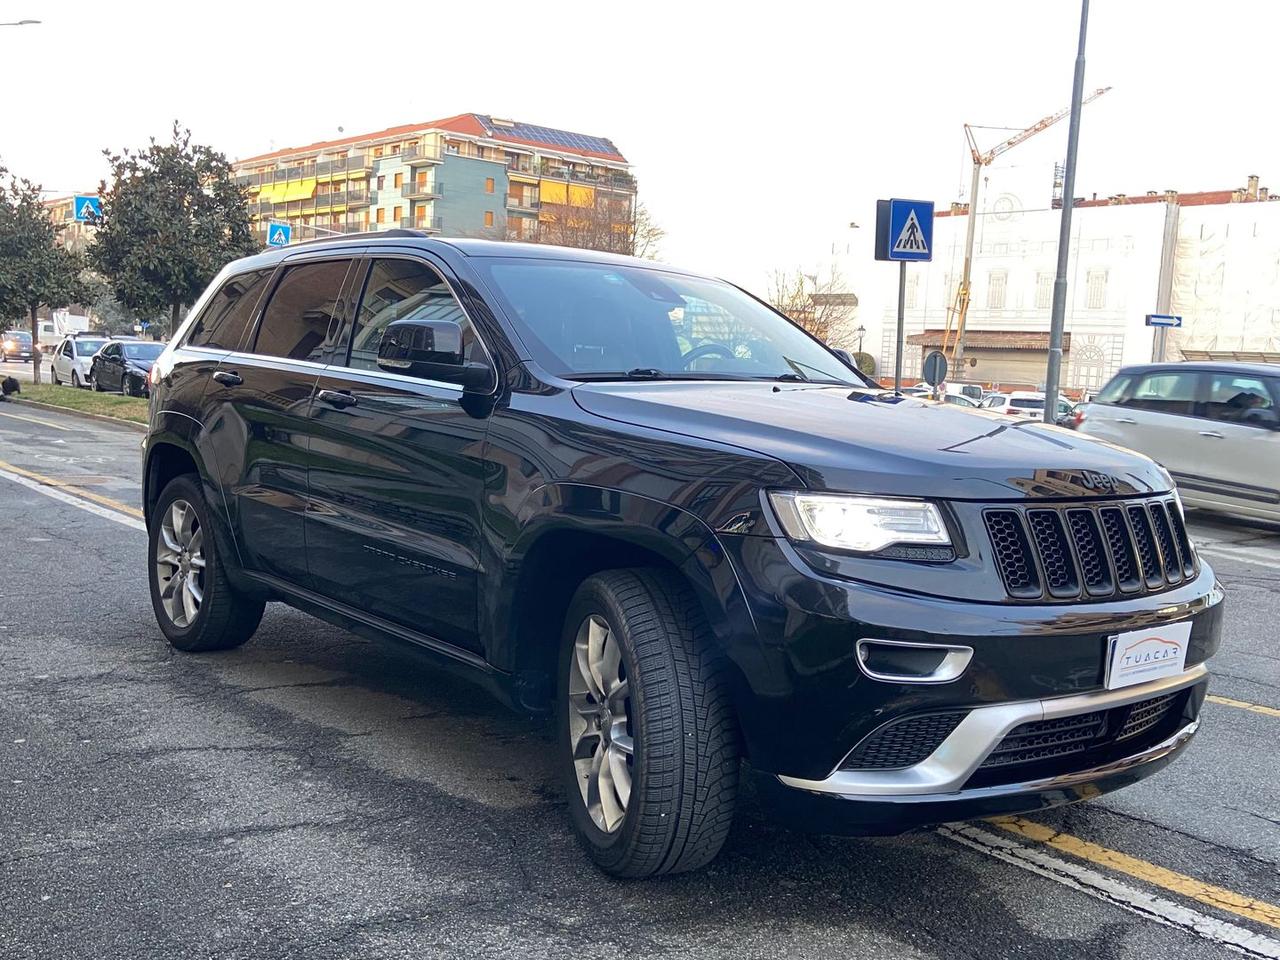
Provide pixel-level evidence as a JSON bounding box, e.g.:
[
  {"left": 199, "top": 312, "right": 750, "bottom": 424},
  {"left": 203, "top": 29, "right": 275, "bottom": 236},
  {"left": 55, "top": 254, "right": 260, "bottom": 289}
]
[{"left": 711, "top": 532, "right": 1224, "bottom": 801}]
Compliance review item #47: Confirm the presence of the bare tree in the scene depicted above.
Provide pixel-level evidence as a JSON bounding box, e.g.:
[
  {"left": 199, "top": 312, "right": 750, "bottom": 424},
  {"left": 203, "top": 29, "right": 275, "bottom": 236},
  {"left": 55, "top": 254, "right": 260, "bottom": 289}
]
[
  {"left": 524, "top": 191, "right": 663, "bottom": 259},
  {"left": 766, "top": 265, "right": 859, "bottom": 347}
]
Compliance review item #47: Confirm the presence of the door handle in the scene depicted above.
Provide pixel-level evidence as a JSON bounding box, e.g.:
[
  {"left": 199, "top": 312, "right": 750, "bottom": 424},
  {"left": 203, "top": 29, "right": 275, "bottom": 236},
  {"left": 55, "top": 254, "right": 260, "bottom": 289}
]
[
  {"left": 212, "top": 370, "right": 242, "bottom": 386},
  {"left": 1198, "top": 430, "right": 1224, "bottom": 439},
  {"left": 1114, "top": 417, "right": 1136, "bottom": 424},
  {"left": 316, "top": 389, "right": 358, "bottom": 409}
]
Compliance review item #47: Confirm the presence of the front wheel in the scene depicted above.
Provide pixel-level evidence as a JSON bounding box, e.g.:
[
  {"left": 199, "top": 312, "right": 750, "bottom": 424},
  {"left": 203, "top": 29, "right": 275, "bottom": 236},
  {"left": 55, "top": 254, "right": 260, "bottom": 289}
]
[
  {"left": 49, "top": 366, "right": 59, "bottom": 385},
  {"left": 149, "top": 474, "right": 265, "bottom": 652},
  {"left": 71, "top": 370, "right": 82, "bottom": 389},
  {"left": 90, "top": 372, "right": 104, "bottom": 392},
  {"left": 558, "top": 569, "right": 739, "bottom": 878}
]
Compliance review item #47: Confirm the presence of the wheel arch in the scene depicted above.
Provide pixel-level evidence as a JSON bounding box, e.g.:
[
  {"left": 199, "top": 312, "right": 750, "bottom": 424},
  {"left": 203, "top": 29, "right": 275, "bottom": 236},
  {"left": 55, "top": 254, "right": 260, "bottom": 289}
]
[{"left": 491, "top": 484, "right": 767, "bottom": 747}]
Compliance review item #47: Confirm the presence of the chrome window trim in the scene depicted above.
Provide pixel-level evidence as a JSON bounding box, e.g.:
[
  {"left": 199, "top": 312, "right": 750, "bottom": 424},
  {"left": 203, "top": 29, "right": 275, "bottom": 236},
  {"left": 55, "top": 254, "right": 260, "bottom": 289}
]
[
  {"left": 855, "top": 638, "right": 973, "bottom": 684},
  {"left": 777, "top": 662, "right": 1207, "bottom": 797}
]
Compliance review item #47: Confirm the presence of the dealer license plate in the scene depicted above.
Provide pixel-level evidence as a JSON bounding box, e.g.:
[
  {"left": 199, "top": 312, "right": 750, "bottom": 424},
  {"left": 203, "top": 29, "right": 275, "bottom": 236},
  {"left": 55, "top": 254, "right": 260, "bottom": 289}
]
[{"left": 1104, "top": 620, "right": 1192, "bottom": 690}]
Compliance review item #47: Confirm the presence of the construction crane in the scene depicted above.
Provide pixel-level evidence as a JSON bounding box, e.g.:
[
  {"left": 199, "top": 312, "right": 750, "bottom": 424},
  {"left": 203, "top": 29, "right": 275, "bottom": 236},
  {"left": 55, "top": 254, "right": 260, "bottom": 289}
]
[{"left": 942, "top": 87, "right": 1111, "bottom": 371}]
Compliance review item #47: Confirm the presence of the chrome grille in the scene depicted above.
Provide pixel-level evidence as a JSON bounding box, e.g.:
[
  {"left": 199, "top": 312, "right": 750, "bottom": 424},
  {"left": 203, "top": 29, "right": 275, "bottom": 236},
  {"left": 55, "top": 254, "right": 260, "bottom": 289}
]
[{"left": 984, "top": 496, "right": 1195, "bottom": 602}]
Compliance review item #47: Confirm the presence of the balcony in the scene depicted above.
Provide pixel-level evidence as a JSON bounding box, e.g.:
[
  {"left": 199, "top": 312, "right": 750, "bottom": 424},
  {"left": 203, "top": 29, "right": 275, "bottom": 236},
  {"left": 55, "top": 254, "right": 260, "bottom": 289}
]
[
  {"left": 507, "top": 157, "right": 537, "bottom": 176},
  {"left": 390, "top": 217, "right": 443, "bottom": 233},
  {"left": 314, "top": 188, "right": 372, "bottom": 209},
  {"left": 315, "top": 154, "right": 374, "bottom": 178},
  {"left": 506, "top": 193, "right": 539, "bottom": 212},
  {"left": 403, "top": 144, "right": 442, "bottom": 166},
  {"left": 401, "top": 181, "right": 444, "bottom": 200},
  {"left": 538, "top": 163, "right": 636, "bottom": 191}
]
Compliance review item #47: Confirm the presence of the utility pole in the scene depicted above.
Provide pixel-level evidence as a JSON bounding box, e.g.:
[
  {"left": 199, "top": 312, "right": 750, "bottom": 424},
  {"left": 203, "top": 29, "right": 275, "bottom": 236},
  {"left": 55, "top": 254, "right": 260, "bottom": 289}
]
[{"left": 1045, "top": 0, "right": 1091, "bottom": 422}]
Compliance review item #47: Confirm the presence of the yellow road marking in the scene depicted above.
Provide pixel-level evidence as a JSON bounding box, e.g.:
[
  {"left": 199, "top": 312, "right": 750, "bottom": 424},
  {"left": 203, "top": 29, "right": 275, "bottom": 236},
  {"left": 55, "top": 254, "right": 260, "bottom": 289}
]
[
  {"left": 991, "top": 817, "right": 1280, "bottom": 930},
  {"left": 0, "top": 458, "right": 144, "bottom": 519},
  {"left": 1208, "top": 694, "right": 1280, "bottom": 720},
  {"left": 0, "top": 409, "right": 71, "bottom": 431}
]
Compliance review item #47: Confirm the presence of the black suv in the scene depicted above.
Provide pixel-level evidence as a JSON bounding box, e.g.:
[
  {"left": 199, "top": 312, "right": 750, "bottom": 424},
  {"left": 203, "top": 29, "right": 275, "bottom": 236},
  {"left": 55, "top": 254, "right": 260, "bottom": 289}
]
[{"left": 143, "top": 235, "right": 1223, "bottom": 877}]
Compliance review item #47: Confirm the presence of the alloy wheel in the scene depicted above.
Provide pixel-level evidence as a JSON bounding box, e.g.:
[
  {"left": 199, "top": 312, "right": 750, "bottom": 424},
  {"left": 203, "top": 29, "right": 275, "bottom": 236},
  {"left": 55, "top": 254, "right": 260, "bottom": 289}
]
[
  {"left": 567, "top": 613, "right": 634, "bottom": 833},
  {"left": 154, "top": 499, "right": 206, "bottom": 628}
]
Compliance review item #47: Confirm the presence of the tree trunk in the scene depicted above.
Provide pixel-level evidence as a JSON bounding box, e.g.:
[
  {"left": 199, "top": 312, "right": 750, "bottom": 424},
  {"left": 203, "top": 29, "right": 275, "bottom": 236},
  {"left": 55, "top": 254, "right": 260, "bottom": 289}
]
[
  {"left": 171, "top": 302, "right": 180, "bottom": 340},
  {"left": 29, "top": 305, "right": 41, "bottom": 385}
]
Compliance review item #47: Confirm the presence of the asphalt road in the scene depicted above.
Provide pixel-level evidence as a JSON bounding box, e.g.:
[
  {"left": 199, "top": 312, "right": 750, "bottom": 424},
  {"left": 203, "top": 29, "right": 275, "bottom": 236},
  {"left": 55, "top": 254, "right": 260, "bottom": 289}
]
[{"left": 2, "top": 403, "right": 1278, "bottom": 960}]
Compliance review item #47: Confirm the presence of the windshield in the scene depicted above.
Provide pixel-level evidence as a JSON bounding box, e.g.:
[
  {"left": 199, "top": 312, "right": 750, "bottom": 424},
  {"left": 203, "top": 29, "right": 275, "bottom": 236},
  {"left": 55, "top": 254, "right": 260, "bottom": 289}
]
[
  {"left": 5, "top": 331, "right": 31, "bottom": 344},
  {"left": 123, "top": 342, "right": 164, "bottom": 360},
  {"left": 74, "top": 338, "right": 107, "bottom": 355},
  {"left": 476, "top": 258, "right": 866, "bottom": 385},
  {"left": 1010, "top": 397, "right": 1045, "bottom": 410}
]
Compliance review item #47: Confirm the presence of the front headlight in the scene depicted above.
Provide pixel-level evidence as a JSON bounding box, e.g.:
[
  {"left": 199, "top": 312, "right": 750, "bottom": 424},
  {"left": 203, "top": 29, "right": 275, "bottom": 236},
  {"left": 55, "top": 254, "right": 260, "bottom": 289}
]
[{"left": 768, "top": 491, "right": 951, "bottom": 553}]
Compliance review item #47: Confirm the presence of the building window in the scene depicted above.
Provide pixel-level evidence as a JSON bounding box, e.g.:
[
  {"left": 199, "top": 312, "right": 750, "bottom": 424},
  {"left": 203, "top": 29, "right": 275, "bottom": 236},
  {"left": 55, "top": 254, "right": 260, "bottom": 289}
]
[
  {"left": 987, "top": 270, "right": 1007, "bottom": 311},
  {"left": 446, "top": 141, "right": 459, "bottom": 155},
  {"left": 393, "top": 172, "right": 403, "bottom": 189},
  {"left": 376, "top": 208, "right": 386, "bottom": 224},
  {"left": 376, "top": 176, "right": 385, "bottom": 190},
  {"left": 484, "top": 211, "right": 495, "bottom": 228},
  {"left": 393, "top": 205, "right": 402, "bottom": 222},
  {"left": 1086, "top": 270, "right": 1107, "bottom": 309},
  {"left": 1036, "top": 272, "right": 1053, "bottom": 310},
  {"left": 485, "top": 177, "right": 495, "bottom": 194},
  {"left": 373, "top": 147, "right": 383, "bottom": 158},
  {"left": 905, "top": 274, "right": 919, "bottom": 309}
]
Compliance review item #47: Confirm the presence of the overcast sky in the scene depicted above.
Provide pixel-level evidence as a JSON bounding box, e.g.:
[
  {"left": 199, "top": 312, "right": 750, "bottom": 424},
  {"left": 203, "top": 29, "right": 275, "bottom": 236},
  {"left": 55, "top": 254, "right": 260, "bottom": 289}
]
[{"left": 2, "top": 0, "right": 1275, "bottom": 293}]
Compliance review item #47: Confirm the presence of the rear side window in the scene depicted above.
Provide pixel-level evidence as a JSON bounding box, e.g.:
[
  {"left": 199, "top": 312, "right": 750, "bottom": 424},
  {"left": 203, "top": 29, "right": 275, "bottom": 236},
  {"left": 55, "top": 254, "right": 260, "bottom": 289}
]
[
  {"left": 343, "top": 258, "right": 485, "bottom": 372},
  {"left": 1203, "top": 372, "right": 1279, "bottom": 426},
  {"left": 1122, "top": 371, "right": 1201, "bottom": 415},
  {"left": 252, "top": 259, "right": 354, "bottom": 362},
  {"left": 1092, "top": 374, "right": 1131, "bottom": 405},
  {"left": 1010, "top": 397, "right": 1044, "bottom": 410},
  {"left": 186, "top": 270, "right": 272, "bottom": 351}
]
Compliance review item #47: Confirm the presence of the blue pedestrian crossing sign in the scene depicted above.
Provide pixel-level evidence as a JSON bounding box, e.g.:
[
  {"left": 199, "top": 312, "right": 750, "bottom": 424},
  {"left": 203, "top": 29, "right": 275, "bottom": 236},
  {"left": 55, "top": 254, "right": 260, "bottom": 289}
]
[
  {"left": 267, "top": 223, "right": 292, "bottom": 247},
  {"left": 73, "top": 195, "right": 101, "bottom": 221},
  {"left": 875, "top": 198, "right": 934, "bottom": 262}
]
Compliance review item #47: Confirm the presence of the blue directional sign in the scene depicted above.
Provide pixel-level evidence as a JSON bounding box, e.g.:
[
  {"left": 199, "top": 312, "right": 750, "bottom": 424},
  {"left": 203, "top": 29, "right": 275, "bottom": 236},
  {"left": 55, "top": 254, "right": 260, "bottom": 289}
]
[
  {"left": 1145, "top": 314, "right": 1182, "bottom": 328},
  {"left": 875, "top": 198, "right": 934, "bottom": 262},
  {"left": 73, "top": 195, "right": 101, "bottom": 221},
  {"left": 267, "top": 223, "right": 292, "bottom": 247}
]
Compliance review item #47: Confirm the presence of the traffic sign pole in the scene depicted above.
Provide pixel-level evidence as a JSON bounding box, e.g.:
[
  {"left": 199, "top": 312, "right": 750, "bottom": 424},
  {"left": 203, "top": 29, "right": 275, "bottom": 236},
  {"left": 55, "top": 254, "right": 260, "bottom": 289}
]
[
  {"left": 876, "top": 198, "right": 934, "bottom": 396},
  {"left": 895, "top": 262, "right": 906, "bottom": 394}
]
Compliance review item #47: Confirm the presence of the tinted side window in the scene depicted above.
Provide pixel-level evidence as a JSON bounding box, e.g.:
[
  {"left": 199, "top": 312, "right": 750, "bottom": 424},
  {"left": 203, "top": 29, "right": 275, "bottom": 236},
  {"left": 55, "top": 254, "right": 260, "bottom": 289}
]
[
  {"left": 252, "top": 259, "right": 353, "bottom": 362},
  {"left": 344, "top": 258, "right": 483, "bottom": 372},
  {"left": 1122, "top": 371, "right": 1201, "bottom": 415},
  {"left": 1203, "top": 372, "right": 1280, "bottom": 427},
  {"left": 186, "top": 270, "right": 272, "bottom": 351}
]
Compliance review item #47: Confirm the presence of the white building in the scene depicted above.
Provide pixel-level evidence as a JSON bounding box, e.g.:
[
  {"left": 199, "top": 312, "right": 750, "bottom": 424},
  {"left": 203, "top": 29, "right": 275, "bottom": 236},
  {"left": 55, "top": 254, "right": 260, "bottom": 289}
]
[{"left": 847, "top": 172, "right": 1280, "bottom": 392}]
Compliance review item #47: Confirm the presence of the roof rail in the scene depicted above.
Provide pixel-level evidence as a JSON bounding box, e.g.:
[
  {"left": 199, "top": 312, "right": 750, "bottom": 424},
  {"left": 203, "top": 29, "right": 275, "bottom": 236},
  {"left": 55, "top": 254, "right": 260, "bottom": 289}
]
[{"left": 292, "top": 228, "right": 429, "bottom": 247}]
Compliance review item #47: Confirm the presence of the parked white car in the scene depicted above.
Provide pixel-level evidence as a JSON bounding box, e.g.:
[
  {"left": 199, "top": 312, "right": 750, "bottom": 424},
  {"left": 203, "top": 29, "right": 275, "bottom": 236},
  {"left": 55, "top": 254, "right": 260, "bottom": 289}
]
[
  {"left": 981, "top": 390, "right": 1074, "bottom": 420},
  {"left": 48, "top": 334, "right": 111, "bottom": 388},
  {"left": 1078, "top": 361, "right": 1280, "bottom": 524}
]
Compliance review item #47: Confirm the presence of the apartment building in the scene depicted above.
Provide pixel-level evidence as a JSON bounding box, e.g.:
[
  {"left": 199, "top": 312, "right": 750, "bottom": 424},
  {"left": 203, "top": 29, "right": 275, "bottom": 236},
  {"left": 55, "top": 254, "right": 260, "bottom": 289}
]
[{"left": 231, "top": 113, "right": 635, "bottom": 247}]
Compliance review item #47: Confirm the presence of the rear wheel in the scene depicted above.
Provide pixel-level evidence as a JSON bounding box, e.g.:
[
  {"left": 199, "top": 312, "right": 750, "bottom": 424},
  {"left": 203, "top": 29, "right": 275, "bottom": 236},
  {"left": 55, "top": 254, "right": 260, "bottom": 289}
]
[
  {"left": 149, "top": 474, "right": 264, "bottom": 652},
  {"left": 558, "top": 569, "right": 739, "bottom": 877}
]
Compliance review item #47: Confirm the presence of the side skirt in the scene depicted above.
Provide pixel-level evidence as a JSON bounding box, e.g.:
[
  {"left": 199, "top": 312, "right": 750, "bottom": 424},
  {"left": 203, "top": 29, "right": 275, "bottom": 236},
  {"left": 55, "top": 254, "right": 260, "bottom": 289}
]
[{"left": 244, "top": 571, "right": 519, "bottom": 711}]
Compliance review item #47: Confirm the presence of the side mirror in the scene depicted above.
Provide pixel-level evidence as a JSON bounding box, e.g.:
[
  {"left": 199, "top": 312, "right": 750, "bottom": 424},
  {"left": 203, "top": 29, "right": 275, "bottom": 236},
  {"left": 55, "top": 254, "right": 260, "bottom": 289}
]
[
  {"left": 376, "top": 318, "right": 491, "bottom": 391},
  {"left": 832, "top": 348, "right": 855, "bottom": 369}
]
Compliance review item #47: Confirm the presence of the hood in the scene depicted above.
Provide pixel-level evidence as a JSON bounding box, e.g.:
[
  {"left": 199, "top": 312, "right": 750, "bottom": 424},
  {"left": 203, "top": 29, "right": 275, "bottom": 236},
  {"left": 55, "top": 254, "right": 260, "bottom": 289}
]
[
  {"left": 126, "top": 357, "right": 156, "bottom": 371},
  {"left": 571, "top": 381, "right": 1170, "bottom": 501}
]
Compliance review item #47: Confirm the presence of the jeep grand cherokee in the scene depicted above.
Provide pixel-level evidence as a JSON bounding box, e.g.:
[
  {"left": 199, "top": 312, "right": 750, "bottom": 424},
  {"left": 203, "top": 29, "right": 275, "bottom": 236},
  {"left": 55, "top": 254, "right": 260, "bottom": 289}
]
[{"left": 142, "top": 235, "right": 1223, "bottom": 877}]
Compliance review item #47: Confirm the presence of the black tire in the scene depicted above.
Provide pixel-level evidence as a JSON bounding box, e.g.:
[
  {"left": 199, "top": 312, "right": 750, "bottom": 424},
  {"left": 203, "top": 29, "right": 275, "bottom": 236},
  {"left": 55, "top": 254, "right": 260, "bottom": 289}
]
[
  {"left": 148, "top": 474, "right": 264, "bottom": 653},
  {"left": 71, "top": 370, "right": 82, "bottom": 389},
  {"left": 49, "top": 366, "right": 59, "bottom": 385},
  {"left": 557, "top": 568, "right": 739, "bottom": 878},
  {"left": 90, "top": 372, "right": 103, "bottom": 392}
]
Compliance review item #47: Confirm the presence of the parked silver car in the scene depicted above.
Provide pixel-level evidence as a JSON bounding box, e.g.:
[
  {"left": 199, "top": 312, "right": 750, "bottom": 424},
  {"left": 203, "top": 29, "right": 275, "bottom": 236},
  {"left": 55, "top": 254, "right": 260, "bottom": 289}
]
[{"left": 1078, "top": 362, "right": 1280, "bottom": 523}]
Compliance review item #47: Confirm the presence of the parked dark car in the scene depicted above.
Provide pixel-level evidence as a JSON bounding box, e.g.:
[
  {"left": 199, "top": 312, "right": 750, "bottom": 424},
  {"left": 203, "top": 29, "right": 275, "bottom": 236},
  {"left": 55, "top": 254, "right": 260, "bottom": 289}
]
[
  {"left": 90, "top": 339, "right": 165, "bottom": 395},
  {"left": 1, "top": 330, "right": 34, "bottom": 362},
  {"left": 142, "top": 235, "right": 1223, "bottom": 877}
]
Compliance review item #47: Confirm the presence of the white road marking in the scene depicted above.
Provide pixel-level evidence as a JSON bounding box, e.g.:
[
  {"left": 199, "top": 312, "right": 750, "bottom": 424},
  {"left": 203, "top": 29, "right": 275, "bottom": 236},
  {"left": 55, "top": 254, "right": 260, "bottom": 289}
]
[
  {"left": 0, "top": 464, "right": 145, "bottom": 532},
  {"left": 941, "top": 824, "right": 1280, "bottom": 959},
  {"left": 1197, "top": 541, "right": 1280, "bottom": 568}
]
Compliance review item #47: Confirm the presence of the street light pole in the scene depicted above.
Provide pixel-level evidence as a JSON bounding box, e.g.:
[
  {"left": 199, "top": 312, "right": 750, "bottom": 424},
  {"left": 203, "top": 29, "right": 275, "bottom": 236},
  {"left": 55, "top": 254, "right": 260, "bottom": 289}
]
[{"left": 1044, "top": 0, "right": 1091, "bottom": 422}]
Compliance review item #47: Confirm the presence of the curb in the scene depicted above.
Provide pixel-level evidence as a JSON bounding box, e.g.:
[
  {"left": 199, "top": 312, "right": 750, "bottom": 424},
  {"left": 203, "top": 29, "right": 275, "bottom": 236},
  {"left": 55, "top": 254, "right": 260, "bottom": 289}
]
[{"left": 8, "top": 398, "right": 148, "bottom": 433}]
